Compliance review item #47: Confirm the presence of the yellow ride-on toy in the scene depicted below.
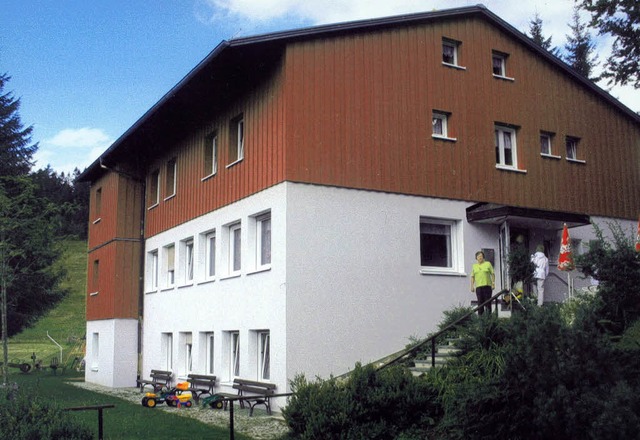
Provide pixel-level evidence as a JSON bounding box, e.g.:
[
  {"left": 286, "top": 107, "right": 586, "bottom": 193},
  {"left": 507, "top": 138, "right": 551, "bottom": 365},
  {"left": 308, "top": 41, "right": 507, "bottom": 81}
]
[{"left": 141, "top": 382, "right": 193, "bottom": 408}]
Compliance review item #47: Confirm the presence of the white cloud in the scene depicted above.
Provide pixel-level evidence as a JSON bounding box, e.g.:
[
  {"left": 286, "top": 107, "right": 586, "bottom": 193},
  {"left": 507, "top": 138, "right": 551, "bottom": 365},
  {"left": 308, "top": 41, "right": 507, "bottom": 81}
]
[
  {"left": 34, "top": 127, "right": 113, "bottom": 175},
  {"left": 46, "top": 127, "right": 112, "bottom": 149}
]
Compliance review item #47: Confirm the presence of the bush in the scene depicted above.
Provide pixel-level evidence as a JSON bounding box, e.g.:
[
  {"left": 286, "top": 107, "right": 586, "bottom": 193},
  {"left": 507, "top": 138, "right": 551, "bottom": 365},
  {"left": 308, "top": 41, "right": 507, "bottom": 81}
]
[
  {"left": 0, "top": 389, "right": 92, "bottom": 440},
  {"left": 281, "top": 363, "right": 439, "bottom": 439}
]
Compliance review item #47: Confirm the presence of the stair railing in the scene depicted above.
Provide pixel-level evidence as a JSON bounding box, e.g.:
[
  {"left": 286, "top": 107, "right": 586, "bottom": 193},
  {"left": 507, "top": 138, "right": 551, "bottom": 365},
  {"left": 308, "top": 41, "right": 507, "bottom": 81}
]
[{"left": 377, "top": 289, "right": 509, "bottom": 371}]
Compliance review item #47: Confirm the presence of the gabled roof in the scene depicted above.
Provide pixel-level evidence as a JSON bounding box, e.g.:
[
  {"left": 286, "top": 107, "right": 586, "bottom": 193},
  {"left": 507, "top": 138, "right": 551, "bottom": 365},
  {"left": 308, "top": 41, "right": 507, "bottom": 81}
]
[{"left": 79, "top": 4, "right": 640, "bottom": 182}]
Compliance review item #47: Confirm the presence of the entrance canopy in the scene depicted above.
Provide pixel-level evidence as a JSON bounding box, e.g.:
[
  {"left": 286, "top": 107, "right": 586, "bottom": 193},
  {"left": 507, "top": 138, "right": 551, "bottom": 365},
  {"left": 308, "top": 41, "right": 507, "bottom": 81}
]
[{"left": 466, "top": 203, "right": 590, "bottom": 230}]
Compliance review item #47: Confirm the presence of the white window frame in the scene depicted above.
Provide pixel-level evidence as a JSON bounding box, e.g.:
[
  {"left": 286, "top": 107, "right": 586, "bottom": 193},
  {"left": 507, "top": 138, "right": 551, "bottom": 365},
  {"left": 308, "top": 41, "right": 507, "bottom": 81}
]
[
  {"left": 203, "top": 132, "right": 218, "bottom": 179},
  {"left": 91, "top": 332, "right": 99, "bottom": 371},
  {"left": 566, "top": 136, "right": 585, "bottom": 163},
  {"left": 164, "top": 244, "right": 176, "bottom": 287},
  {"left": 442, "top": 38, "right": 465, "bottom": 70},
  {"left": 227, "top": 115, "right": 245, "bottom": 167},
  {"left": 229, "top": 223, "right": 242, "bottom": 276},
  {"left": 204, "top": 230, "right": 216, "bottom": 281},
  {"left": 204, "top": 332, "right": 215, "bottom": 375},
  {"left": 540, "top": 132, "right": 561, "bottom": 159},
  {"left": 256, "top": 213, "right": 271, "bottom": 270},
  {"left": 494, "top": 124, "right": 520, "bottom": 171},
  {"left": 179, "top": 238, "right": 194, "bottom": 285},
  {"left": 432, "top": 111, "right": 457, "bottom": 141},
  {"left": 419, "top": 217, "right": 464, "bottom": 276},
  {"left": 162, "top": 333, "right": 173, "bottom": 371},
  {"left": 492, "top": 51, "right": 514, "bottom": 81},
  {"left": 148, "top": 250, "right": 159, "bottom": 291},
  {"left": 257, "top": 331, "right": 270, "bottom": 381},
  {"left": 165, "top": 158, "right": 177, "bottom": 200},
  {"left": 228, "top": 331, "right": 240, "bottom": 379},
  {"left": 180, "top": 332, "right": 193, "bottom": 375},
  {"left": 148, "top": 169, "right": 160, "bottom": 208}
]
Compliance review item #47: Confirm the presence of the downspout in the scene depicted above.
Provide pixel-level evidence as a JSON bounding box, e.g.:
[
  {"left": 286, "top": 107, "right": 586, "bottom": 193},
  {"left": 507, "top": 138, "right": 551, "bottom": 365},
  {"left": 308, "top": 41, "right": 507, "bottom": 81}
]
[{"left": 137, "top": 176, "right": 146, "bottom": 381}]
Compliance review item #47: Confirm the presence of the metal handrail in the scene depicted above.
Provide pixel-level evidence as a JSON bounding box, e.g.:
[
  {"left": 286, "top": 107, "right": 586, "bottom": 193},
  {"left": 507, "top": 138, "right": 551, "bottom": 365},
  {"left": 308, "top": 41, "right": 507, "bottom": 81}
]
[{"left": 377, "top": 289, "right": 509, "bottom": 371}]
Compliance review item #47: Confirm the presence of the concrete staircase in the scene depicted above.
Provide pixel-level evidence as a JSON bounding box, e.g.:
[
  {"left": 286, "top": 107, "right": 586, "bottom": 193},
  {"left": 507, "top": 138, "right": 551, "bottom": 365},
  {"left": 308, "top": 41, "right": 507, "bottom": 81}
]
[{"left": 409, "top": 338, "right": 462, "bottom": 376}]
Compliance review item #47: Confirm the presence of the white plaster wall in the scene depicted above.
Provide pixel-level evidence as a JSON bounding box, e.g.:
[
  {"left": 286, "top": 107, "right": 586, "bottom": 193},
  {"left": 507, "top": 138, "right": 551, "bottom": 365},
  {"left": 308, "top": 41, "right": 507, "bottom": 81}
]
[
  {"left": 85, "top": 319, "right": 138, "bottom": 387},
  {"left": 285, "top": 183, "right": 497, "bottom": 380},
  {"left": 141, "top": 184, "right": 288, "bottom": 394}
]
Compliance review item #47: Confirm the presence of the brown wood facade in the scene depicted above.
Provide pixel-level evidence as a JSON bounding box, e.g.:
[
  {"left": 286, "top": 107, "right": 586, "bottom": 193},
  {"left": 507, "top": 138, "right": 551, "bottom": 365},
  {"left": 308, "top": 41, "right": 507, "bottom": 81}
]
[
  {"left": 83, "top": 8, "right": 640, "bottom": 315},
  {"left": 133, "top": 13, "right": 638, "bottom": 240},
  {"left": 86, "top": 172, "right": 143, "bottom": 321}
]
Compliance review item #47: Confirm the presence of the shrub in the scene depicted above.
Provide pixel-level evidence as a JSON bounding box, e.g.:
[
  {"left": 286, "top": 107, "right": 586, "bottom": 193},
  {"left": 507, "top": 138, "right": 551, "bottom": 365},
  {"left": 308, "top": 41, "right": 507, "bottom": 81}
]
[
  {"left": 281, "top": 363, "right": 439, "bottom": 439},
  {"left": 0, "top": 389, "right": 92, "bottom": 440}
]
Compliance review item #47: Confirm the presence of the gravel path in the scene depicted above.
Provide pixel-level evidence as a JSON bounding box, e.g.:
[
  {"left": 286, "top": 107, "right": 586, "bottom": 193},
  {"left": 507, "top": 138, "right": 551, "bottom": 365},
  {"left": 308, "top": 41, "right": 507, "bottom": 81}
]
[{"left": 70, "top": 382, "right": 289, "bottom": 440}]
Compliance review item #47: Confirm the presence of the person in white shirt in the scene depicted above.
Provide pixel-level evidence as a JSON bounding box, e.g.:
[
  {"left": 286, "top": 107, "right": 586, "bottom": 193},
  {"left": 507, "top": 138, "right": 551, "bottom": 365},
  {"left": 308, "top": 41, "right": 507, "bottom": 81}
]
[{"left": 531, "top": 245, "right": 549, "bottom": 306}]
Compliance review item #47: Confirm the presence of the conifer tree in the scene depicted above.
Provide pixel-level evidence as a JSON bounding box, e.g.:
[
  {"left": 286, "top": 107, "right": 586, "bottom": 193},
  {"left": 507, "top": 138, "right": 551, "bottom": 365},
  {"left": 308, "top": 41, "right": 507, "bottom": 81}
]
[
  {"left": 563, "top": 7, "right": 600, "bottom": 81},
  {"left": 527, "top": 12, "right": 560, "bottom": 56}
]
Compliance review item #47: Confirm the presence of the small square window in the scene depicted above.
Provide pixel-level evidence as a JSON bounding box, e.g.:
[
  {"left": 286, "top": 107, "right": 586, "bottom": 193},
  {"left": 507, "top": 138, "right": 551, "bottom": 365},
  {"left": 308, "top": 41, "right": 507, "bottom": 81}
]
[
  {"left": 442, "top": 39, "right": 459, "bottom": 65},
  {"left": 566, "top": 136, "right": 580, "bottom": 160},
  {"left": 431, "top": 111, "right": 455, "bottom": 140},
  {"left": 492, "top": 52, "right": 507, "bottom": 77},
  {"left": 540, "top": 133, "right": 552, "bottom": 155}
]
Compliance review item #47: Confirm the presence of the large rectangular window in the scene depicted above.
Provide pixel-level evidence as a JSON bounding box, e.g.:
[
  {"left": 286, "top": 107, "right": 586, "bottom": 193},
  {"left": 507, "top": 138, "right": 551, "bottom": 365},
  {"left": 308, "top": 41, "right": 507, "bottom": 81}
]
[
  {"left": 495, "top": 124, "right": 518, "bottom": 169},
  {"left": 180, "top": 332, "right": 193, "bottom": 375},
  {"left": 419, "top": 218, "right": 463, "bottom": 274},
  {"left": 91, "top": 332, "right": 99, "bottom": 371},
  {"left": 92, "top": 260, "right": 100, "bottom": 294},
  {"left": 94, "top": 187, "right": 102, "bottom": 220},
  {"left": 442, "top": 38, "right": 462, "bottom": 68},
  {"left": 205, "top": 332, "right": 215, "bottom": 375}
]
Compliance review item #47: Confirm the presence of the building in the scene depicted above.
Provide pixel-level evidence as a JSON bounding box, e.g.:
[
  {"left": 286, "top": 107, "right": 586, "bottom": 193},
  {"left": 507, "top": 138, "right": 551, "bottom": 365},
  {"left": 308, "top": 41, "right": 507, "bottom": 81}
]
[{"left": 79, "top": 5, "right": 640, "bottom": 411}]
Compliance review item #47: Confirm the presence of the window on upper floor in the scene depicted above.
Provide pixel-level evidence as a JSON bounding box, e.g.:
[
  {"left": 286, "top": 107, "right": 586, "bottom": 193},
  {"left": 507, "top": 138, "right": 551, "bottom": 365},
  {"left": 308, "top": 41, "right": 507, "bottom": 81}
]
[
  {"left": 148, "top": 169, "right": 160, "bottom": 208},
  {"left": 565, "top": 136, "right": 585, "bottom": 163},
  {"left": 204, "top": 131, "right": 218, "bottom": 179},
  {"left": 91, "top": 259, "right": 99, "bottom": 295},
  {"left": 419, "top": 217, "right": 464, "bottom": 275},
  {"left": 165, "top": 158, "right": 177, "bottom": 200},
  {"left": 495, "top": 124, "right": 519, "bottom": 170},
  {"left": 492, "top": 51, "right": 513, "bottom": 80},
  {"left": 94, "top": 187, "right": 102, "bottom": 221},
  {"left": 228, "top": 114, "right": 244, "bottom": 166},
  {"left": 442, "top": 38, "right": 464, "bottom": 69},
  {"left": 432, "top": 111, "right": 456, "bottom": 141},
  {"left": 540, "top": 131, "right": 560, "bottom": 159}
]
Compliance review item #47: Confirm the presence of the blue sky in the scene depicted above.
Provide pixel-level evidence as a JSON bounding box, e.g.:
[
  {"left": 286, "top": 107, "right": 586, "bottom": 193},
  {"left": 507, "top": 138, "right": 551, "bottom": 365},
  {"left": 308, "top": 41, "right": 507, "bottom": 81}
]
[{"left": 2, "top": 0, "right": 638, "bottom": 176}]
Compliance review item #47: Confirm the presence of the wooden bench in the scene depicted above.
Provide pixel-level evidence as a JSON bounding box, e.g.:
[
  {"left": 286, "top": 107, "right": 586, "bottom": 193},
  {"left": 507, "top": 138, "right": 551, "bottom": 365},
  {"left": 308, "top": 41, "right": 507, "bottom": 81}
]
[
  {"left": 231, "top": 378, "right": 277, "bottom": 416},
  {"left": 137, "top": 369, "right": 172, "bottom": 392},
  {"left": 186, "top": 374, "right": 217, "bottom": 403}
]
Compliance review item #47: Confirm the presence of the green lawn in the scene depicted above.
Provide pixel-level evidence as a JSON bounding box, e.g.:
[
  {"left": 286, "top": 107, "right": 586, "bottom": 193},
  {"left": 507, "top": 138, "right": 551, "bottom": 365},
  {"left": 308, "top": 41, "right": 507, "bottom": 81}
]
[
  {"left": 9, "top": 370, "right": 250, "bottom": 439},
  {"left": 8, "top": 240, "right": 88, "bottom": 365}
]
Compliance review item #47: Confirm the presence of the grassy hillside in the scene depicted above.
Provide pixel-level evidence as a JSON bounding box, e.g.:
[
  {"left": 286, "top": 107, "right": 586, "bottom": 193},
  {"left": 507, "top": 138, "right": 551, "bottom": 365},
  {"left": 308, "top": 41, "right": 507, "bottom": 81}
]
[{"left": 7, "top": 239, "right": 87, "bottom": 366}]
